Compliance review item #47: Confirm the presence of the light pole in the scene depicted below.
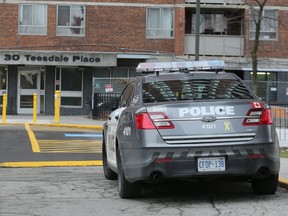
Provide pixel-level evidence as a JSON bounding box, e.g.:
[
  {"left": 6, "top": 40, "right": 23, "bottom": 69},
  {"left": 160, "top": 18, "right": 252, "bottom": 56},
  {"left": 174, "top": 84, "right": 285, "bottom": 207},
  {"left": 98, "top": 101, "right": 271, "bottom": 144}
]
[{"left": 195, "top": 0, "right": 200, "bottom": 61}]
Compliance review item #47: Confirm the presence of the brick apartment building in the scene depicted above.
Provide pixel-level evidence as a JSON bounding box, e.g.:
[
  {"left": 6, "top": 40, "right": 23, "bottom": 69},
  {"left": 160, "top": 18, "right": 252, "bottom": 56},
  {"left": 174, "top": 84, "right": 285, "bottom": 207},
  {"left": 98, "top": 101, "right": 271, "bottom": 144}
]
[{"left": 0, "top": 0, "right": 287, "bottom": 115}]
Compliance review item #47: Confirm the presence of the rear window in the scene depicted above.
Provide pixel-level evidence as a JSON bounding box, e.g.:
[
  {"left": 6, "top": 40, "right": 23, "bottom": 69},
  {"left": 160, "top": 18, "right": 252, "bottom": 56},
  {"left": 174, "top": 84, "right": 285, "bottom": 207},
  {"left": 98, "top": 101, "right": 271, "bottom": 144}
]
[{"left": 142, "top": 78, "right": 254, "bottom": 103}]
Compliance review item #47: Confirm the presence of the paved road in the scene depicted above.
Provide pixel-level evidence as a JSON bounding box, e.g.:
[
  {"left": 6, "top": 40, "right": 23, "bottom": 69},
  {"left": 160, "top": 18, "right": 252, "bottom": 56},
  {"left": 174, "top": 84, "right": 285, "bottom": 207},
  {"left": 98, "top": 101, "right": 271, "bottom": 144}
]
[{"left": 1, "top": 166, "right": 288, "bottom": 216}]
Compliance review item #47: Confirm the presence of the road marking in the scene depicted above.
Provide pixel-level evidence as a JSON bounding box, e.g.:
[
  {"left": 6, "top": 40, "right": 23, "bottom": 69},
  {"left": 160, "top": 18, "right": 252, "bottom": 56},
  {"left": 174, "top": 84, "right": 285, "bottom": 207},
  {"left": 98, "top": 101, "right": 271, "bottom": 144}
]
[
  {"left": 64, "top": 133, "right": 103, "bottom": 138},
  {"left": 38, "top": 139, "right": 102, "bottom": 153},
  {"left": 25, "top": 123, "right": 40, "bottom": 152},
  {"left": 0, "top": 160, "right": 103, "bottom": 167}
]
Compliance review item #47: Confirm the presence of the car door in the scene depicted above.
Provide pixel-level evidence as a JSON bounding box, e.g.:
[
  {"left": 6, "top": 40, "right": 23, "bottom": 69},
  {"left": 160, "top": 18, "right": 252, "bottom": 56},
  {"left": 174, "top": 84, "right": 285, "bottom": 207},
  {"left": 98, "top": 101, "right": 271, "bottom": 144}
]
[{"left": 106, "top": 83, "right": 134, "bottom": 168}]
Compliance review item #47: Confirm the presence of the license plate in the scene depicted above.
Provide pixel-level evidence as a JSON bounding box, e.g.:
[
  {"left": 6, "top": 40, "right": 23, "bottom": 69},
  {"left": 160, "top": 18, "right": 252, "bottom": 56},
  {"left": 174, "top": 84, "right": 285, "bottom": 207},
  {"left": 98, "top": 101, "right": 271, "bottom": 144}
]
[{"left": 197, "top": 157, "right": 225, "bottom": 172}]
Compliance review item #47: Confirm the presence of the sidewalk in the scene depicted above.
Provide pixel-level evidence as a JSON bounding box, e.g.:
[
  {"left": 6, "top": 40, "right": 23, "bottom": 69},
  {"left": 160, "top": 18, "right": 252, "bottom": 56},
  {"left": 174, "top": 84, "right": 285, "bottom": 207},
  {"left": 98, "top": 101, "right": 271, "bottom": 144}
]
[
  {"left": 279, "top": 158, "right": 288, "bottom": 189},
  {"left": 1, "top": 114, "right": 105, "bottom": 129}
]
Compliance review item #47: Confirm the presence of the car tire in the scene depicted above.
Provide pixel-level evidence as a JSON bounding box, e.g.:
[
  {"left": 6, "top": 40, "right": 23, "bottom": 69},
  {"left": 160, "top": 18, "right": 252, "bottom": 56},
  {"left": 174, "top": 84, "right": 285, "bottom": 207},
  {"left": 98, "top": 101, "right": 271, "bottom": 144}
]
[
  {"left": 116, "top": 147, "right": 142, "bottom": 199},
  {"left": 102, "top": 138, "right": 117, "bottom": 180},
  {"left": 251, "top": 174, "right": 278, "bottom": 195}
]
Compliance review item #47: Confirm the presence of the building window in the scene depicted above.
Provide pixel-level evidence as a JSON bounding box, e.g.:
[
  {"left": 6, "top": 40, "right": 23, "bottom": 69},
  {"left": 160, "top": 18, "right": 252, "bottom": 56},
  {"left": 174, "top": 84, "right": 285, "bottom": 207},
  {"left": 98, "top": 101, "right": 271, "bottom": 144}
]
[
  {"left": 249, "top": 9, "right": 278, "bottom": 40},
  {"left": 0, "top": 67, "right": 7, "bottom": 106},
  {"left": 192, "top": 13, "right": 227, "bottom": 35},
  {"left": 55, "top": 67, "right": 83, "bottom": 107},
  {"left": 57, "top": 5, "right": 85, "bottom": 36},
  {"left": 18, "top": 4, "right": 47, "bottom": 35},
  {"left": 247, "top": 71, "right": 277, "bottom": 102},
  {"left": 185, "top": 9, "right": 243, "bottom": 36},
  {"left": 147, "top": 8, "right": 174, "bottom": 38},
  {"left": 93, "top": 68, "right": 135, "bottom": 94}
]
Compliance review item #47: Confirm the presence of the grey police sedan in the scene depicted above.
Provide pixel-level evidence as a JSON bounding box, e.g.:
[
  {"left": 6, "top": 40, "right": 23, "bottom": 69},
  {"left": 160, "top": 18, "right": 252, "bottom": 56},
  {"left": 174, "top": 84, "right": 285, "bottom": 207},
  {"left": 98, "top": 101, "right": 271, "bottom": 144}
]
[{"left": 102, "top": 60, "right": 280, "bottom": 198}]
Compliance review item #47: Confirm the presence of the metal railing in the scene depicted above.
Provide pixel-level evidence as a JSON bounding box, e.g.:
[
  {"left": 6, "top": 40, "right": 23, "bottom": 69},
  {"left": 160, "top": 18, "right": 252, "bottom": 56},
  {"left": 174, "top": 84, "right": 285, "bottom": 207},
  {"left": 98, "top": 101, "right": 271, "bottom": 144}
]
[
  {"left": 91, "top": 78, "right": 288, "bottom": 138},
  {"left": 92, "top": 93, "right": 121, "bottom": 119},
  {"left": 185, "top": 0, "right": 244, "bottom": 5},
  {"left": 271, "top": 106, "right": 288, "bottom": 142}
]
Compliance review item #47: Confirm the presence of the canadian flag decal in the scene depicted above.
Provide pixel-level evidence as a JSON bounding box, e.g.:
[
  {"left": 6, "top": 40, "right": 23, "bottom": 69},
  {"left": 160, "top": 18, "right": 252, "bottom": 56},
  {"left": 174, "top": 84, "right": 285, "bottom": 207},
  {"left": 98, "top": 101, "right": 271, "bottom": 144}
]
[{"left": 251, "top": 102, "right": 263, "bottom": 108}]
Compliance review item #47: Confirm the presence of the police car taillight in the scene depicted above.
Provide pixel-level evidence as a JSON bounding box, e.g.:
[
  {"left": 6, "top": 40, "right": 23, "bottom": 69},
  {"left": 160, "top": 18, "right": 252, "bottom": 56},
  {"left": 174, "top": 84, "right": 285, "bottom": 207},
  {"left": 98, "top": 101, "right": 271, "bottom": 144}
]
[
  {"left": 259, "top": 108, "right": 273, "bottom": 125},
  {"left": 243, "top": 108, "right": 273, "bottom": 126},
  {"left": 135, "top": 112, "right": 174, "bottom": 130}
]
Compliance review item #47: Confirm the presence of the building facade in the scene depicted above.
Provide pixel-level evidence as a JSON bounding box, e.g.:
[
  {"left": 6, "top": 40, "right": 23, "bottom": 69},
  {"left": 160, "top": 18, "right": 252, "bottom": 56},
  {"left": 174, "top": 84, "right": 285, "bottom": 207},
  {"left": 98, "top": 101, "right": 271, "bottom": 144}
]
[{"left": 0, "top": 0, "right": 287, "bottom": 115}]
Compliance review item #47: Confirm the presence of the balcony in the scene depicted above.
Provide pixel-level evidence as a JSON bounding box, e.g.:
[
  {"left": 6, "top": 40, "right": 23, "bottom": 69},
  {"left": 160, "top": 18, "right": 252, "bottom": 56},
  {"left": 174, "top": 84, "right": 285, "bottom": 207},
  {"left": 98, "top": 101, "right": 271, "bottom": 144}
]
[
  {"left": 185, "top": 0, "right": 244, "bottom": 4},
  {"left": 184, "top": 34, "right": 244, "bottom": 56}
]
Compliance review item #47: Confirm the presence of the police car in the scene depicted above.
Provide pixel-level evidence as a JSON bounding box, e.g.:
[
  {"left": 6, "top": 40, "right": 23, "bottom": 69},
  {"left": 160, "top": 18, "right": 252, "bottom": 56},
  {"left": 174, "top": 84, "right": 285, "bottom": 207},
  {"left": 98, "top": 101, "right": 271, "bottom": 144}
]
[{"left": 102, "top": 60, "right": 280, "bottom": 198}]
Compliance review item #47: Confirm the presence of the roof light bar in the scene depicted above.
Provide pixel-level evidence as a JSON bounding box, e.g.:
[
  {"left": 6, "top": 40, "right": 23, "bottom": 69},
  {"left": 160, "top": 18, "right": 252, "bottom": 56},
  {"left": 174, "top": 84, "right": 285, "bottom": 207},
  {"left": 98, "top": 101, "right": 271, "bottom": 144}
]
[{"left": 136, "top": 60, "right": 225, "bottom": 73}]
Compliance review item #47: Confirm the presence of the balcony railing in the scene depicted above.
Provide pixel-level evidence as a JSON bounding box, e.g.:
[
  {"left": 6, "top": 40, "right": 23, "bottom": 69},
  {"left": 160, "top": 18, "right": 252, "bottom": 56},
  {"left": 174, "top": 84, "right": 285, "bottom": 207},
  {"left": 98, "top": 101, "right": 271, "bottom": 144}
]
[
  {"left": 184, "top": 34, "right": 244, "bottom": 56},
  {"left": 185, "top": 0, "right": 244, "bottom": 4}
]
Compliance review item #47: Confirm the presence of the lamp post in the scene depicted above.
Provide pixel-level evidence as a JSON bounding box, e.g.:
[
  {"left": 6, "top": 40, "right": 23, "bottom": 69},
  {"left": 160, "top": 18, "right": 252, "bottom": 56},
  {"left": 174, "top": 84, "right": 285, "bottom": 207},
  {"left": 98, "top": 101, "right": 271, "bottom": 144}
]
[{"left": 195, "top": 0, "right": 201, "bottom": 61}]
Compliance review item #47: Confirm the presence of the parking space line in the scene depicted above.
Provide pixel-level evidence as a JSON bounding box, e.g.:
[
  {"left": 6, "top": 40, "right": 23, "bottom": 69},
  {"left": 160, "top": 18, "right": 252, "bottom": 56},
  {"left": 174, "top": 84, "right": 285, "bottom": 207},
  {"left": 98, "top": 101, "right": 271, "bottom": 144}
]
[
  {"left": 64, "top": 133, "right": 103, "bottom": 138},
  {"left": 25, "top": 123, "right": 40, "bottom": 153}
]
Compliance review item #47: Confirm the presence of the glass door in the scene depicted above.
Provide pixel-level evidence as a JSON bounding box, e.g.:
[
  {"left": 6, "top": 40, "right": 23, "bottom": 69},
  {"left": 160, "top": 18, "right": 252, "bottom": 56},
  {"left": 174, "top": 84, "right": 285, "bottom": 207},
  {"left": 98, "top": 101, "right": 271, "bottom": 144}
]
[{"left": 17, "top": 71, "right": 41, "bottom": 114}]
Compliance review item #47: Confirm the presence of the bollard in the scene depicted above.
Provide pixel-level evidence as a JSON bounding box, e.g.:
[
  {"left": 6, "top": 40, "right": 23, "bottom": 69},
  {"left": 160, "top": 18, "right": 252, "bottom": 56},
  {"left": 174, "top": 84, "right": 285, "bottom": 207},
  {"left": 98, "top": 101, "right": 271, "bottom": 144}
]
[
  {"left": 2, "top": 93, "right": 7, "bottom": 123},
  {"left": 54, "top": 90, "right": 60, "bottom": 124},
  {"left": 33, "top": 93, "right": 37, "bottom": 123}
]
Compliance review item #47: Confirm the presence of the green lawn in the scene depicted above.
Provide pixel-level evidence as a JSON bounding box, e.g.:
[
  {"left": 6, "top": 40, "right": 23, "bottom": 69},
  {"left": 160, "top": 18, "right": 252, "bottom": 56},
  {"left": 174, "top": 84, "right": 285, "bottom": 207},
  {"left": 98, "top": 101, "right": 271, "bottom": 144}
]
[{"left": 280, "top": 148, "right": 288, "bottom": 158}]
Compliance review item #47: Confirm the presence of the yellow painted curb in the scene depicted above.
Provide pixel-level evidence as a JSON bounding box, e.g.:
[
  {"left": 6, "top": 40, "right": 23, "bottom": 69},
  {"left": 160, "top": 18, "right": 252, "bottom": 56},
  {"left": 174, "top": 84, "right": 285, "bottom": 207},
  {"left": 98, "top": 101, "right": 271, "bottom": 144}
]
[
  {"left": 279, "top": 176, "right": 288, "bottom": 189},
  {"left": 30, "top": 123, "right": 103, "bottom": 130},
  {"left": 0, "top": 122, "right": 103, "bottom": 130},
  {"left": 0, "top": 160, "right": 103, "bottom": 168}
]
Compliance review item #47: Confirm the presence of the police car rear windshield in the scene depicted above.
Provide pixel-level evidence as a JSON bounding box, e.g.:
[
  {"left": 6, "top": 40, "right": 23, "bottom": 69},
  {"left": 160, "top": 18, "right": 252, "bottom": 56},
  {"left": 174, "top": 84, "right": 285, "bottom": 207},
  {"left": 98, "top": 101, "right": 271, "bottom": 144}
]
[{"left": 142, "top": 79, "right": 254, "bottom": 103}]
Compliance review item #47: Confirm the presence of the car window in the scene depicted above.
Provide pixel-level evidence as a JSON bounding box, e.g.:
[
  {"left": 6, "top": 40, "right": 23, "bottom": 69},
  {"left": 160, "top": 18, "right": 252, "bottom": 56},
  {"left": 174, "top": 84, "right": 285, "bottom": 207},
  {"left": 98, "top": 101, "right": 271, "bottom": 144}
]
[
  {"left": 142, "top": 78, "right": 254, "bottom": 103},
  {"left": 118, "top": 83, "right": 134, "bottom": 108}
]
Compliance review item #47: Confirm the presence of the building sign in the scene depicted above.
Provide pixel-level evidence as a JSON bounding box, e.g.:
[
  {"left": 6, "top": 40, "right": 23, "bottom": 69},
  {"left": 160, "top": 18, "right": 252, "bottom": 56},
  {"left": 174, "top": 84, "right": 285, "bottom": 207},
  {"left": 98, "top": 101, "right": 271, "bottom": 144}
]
[{"left": 0, "top": 51, "right": 117, "bottom": 67}]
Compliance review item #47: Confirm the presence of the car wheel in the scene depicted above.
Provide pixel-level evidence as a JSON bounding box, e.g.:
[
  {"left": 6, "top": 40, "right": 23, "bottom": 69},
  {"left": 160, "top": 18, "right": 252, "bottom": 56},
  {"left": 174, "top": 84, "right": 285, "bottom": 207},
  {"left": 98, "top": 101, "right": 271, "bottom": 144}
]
[
  {"left": 251, "top": 174, "right": 278, "bottom": 195},
  {"left": 116, "top": 147, "right": 142, "bottom": 199},
  {"left": 102, "top": 138, "right": 117, "bottom": 180}
]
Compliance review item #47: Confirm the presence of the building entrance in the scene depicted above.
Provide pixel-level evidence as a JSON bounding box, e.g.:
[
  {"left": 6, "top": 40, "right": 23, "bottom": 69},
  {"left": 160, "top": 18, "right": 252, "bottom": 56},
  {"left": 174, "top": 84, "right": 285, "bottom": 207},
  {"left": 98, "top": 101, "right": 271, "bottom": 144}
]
[{"left": 17, "top": 69, "right": 41, "bottom": 114}]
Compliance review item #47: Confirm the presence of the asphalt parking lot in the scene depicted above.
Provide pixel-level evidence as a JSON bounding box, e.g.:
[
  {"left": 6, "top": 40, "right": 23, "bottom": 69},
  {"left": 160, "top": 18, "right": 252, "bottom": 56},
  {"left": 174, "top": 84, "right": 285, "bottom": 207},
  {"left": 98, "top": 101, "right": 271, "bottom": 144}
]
[{"left": 0, "top": 124, "right": 103, "bottom": 167}]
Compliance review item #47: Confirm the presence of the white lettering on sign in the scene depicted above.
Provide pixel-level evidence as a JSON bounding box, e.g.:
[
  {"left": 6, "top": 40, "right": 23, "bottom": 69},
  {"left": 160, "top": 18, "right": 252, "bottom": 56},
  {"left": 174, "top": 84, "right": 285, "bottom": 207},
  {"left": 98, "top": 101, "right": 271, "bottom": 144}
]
[{"left": 179, "top": 106, "right": 235, "bottom": 117}]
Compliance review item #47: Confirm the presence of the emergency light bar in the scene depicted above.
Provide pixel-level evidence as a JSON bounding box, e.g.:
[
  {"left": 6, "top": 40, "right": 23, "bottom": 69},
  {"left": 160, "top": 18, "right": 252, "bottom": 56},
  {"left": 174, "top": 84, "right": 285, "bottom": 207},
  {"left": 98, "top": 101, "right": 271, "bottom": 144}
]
[{"left": 136, "top": 60, "right": 225, "bottom": 73}]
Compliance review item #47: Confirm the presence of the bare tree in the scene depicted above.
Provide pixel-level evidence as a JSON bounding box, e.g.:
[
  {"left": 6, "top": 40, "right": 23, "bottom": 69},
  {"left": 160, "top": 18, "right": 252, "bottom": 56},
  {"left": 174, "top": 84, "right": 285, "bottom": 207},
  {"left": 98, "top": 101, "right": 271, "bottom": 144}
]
[{"left": 245, "top": 0, "right": 268, "bottom": 95}]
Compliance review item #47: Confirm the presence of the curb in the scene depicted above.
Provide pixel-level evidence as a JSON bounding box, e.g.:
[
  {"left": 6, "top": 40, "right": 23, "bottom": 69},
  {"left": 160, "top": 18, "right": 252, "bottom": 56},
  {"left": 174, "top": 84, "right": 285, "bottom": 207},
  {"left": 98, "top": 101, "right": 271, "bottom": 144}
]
[
  {"left": 0, "top": 161, "right": 103, "bottom": 168},
  {"left": 279, "top": 177, "right": 288, "bottom": 189}
]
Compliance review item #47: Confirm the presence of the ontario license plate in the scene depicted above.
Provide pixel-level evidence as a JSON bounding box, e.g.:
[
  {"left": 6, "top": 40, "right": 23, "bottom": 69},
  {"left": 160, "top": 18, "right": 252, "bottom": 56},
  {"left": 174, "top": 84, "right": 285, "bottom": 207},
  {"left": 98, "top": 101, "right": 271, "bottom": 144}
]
[{"left": 197, "top": 157, "right": 225, "bottom": 172}]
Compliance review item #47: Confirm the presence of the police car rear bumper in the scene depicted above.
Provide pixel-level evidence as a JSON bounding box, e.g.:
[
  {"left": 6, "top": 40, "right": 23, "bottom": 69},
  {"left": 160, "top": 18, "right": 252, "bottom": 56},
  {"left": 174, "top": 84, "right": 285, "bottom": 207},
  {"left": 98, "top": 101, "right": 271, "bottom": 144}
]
[{"left": 120, "top": 144, "right": 280, "bottom": 183}]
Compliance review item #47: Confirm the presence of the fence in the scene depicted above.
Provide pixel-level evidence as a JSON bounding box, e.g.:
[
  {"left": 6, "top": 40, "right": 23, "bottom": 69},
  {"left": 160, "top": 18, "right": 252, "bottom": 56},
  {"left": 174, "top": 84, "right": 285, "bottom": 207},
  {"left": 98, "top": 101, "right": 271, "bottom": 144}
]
[
  {"left": 92, "top": 77, "right": 130, "bottom": 119},
  {"left": 91, "top": 79, "right": 288, "bottom": 141},
  {"left": 92, "top": 93, "right": 121, "bottom": 119},
  {"left": 271, "top": 106, "right": 288, "bottom": 142}
]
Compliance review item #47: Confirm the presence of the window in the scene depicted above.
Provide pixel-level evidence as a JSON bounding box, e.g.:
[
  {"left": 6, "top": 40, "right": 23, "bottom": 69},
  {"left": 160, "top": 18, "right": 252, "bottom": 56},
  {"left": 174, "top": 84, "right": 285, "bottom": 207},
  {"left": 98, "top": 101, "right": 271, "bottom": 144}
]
[
  {"left": 248, "top": 72, "right": 277, "bottom": 101},
  {"left": 93, "top": 68, "right": 136, "bottom": 93},
  {"left": 55, "top": 67, "right": 83, "bottom": 107},
  {"left": 19, "top": 4, "right": 47, "bottom": 35},
  {"left": 0, "top": 67, "right": 7, "bottom": 106},
  {"left": 147, "top": 8, "right": 174, "bottom": 38},
  {"left": 118, "top": 83, "right": 134, "bottom": 108},
  {"left": 142, "top": 77, "right": 253, "bottom": 103},
  {"left": 57, "top": 5, "right": 85, "bottom": 36},
  {"left": 185, "top": 9, "right": 243, "bottom": 36},
  {"left": 192, "top": 13, "right": 227, "bottom": 35},
  {"left": 249, "top": 9, "right": 278, "bottom": 40}
]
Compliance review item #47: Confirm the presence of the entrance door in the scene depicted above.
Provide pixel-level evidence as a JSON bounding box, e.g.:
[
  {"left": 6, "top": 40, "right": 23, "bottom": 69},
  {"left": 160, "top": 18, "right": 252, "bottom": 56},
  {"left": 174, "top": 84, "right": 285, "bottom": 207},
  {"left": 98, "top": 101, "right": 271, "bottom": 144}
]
[{"left": 18, "top": 71, "right": 41, "bottom": 114}]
